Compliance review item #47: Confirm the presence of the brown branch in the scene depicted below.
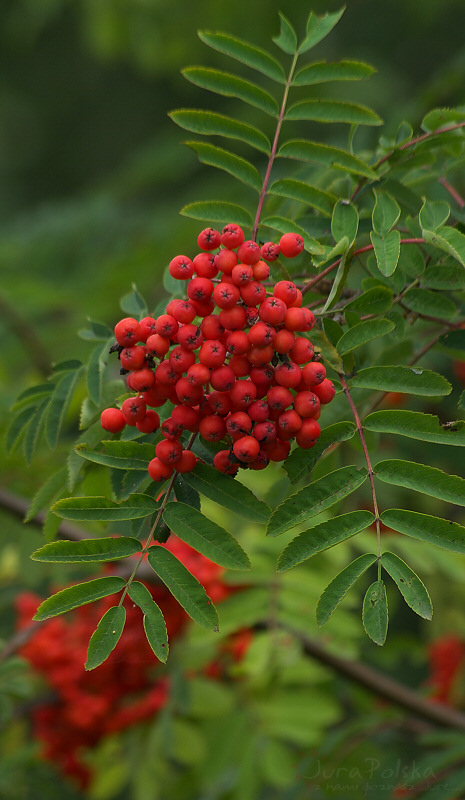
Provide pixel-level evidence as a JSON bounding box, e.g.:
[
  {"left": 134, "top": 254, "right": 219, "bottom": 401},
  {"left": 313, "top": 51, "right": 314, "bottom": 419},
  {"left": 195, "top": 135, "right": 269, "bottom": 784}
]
[
  {"left": 439, "top": 177, "right": 465, "bottom": 208},
  {"left": 283, "top": 625, "right": 465, "bottom": 732}
]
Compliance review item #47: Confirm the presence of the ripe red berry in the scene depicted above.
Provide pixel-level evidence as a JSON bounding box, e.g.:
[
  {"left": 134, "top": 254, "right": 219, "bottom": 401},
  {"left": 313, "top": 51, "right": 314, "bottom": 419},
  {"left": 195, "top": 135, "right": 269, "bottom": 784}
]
[
  {"left": 114, "top": 317, "right": 142, "bottom": 346},
  {"left": 229, "top": 354, "right": 251, "bottom": 377},
  {"left": 169, "top": 255, "right": 194, "bottom": 280},
  {"left": 199, "top": 414, "right": 227, "bottom": 442},
  {"left": 240, "top": 281, "right": 266, "bottom": 306},
  {"left": 100, "top": 408, "right": 126, "bottom": 433},
  {"left": 273, "top": 280, "right": 298, "bottom": 305},
  {"left": 279, "top": 232, "right": 304, "bottom": 258},
  {"left": 274, "top": 328, "right": 295, "bottom": 354},
  {"left": 155, "top": 315, "right": 178, "bottom": 338},
  {"left": 130, "top": 368, "right": 156, "bottom": 392},
  {"left": 296, "top": 418, "right": 321, "bottom": 448},
  {"left": 263, "top": 438, "right": 290, "bottom": 462},
  {"left": 187, "top": 277, "right": 214, "bottom": 303},
  {"left": 197, "top": 227, "right": 221, "bottom": 251},
  {"left": 219, "top": 305, "right": 247, "bottom": 331},
  {"left": 252, "top": 260, "right": 270, "bottom": 281},
  {"left": 267, "top": 385, "right": 293, "bottom": 411},
  {"left": 122, "top": 397, "right": 147, "bottom": 425},
  {"left": 193, "top": 252, "right": 218, "bottom": 278},
  {"left": 171, "top": 404, "right": 200, "bottom": 431},
  {"left": 294, "top": 391, "right": 320, "bottom": 418},
  {"left": 145, "top": 334, "right": 170, "bottom": 358},
  {"left": 277, "top": 409, "right": 302, "bottom": 439},
  {"left": 274, "top": 361, "right": 302, "bottom": 389},
  {"left": 156, "top": 438, "right": 183, "bottom": 465},
  {"left": 148, "top": 457, "right": 174, "bottom": 482},
  {"left": 290, "top": 337, "right": 314, "bottom": 364},
  {"left": 226, "top": 330, "right": 250, "bottom": 356},
  {"left": 176, "top": 449, "right": 197, "bottom": 474},
  {"left": 253, "top": 420, "right": 277, "bottom": 445},
  {"left": 199, "top": 339, "right": 226, "bottom": 368},
  {"left": 208, "top": 391, "right": 231, "bottom": 415},
  {"left": 136, "top": 409, "right": 160, "bottom": 433},
  {"left": 215, "top": 248, "right": 238, "bottom": 274},
  {"left": 212, "top": 283, "right": 240, "bottom": 309},
  {"left": 237, "top": 240, "right": 261, "bottom": 265},
  {"left": 258, "top": 296, "right": 287, "bottom": 326},
  {"left": 260, "top": 242, "right": 280, "bottom": 261},
  {"left": 231, "top": 264, "right": 254, "bottom": 286},
  {"left": 139, "top": 316, "right": 158, "bottom": 341},
  {"left": 248, "top": 398, "right": 270, "bottom": 423},
  {"left": 186, "top": 362, "right": 211, "bottom": 385},
  {"left": 248, "top": 321, "right": 275, "bottom": 347},
  {"left": 210, "top": 365, "right": 235, "bottom": 392},
  {"left": 313, "top": 379, "right": 336, "bottom": 404},
  {"left": 302, "top": 361, "right": 326, "bottom": 387},
  {"left": 120, "top": 346, "right": 146, "bottom": 370},
  {"left": 175, "top": 378, "right": 204, "bottom": 406},
  {"left": 233, "top": 435, "right": 260, "bottom": 463},
  {"left": 171, "top": 300, "right": 197, "bottom": 324},
  {"left": 201, "top": 315, "right": 224, "bottom": 340},
  {"left": 177, "top": 324, "right": 203, "bottom": 351},
  {"left": 226, "top": 412, "right": 252, "bottom": 438},
  {"left": 230, "top": 379, "right": 257, "bottom": 409},
  {"left": 160, "top": 417, "right": 182, "bottom": 440},
  {"left": 284, "top": 307, "right": 307, "bottom": 332},
  {"left": 221, "top": 224, "right": 245, "bottom": 249},
  {"left": 213, "top": 449, "right": 239, "bottom": 475},
  {"left": 169, "top": 346, "right": 196, "bottom": 373}
]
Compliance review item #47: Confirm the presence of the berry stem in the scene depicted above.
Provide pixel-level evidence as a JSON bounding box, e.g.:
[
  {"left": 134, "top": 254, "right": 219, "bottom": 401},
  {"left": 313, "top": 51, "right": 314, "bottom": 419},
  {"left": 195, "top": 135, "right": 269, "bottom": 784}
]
[
  {"left": 118, "top": 431, "right": 198, "bottom": 606},
  {"left": 339, "top": 373, "right": 382, "bottom": 577},
  {"left": 252, "top": 53, "right": 298, "bottom": 241}
]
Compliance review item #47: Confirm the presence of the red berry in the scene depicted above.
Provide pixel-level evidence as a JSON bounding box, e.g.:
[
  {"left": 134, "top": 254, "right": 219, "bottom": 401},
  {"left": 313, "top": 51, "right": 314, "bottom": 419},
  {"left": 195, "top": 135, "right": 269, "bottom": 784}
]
[
  {"left": 296, "top": 418, "right": 321, "bottom": 448},
  {"left": 253, "top": 420, "right": 277, "bottom": 445},
  {"left": 193, "top": 252, "right": 218, "bottom": 278},
  {"left": 279, "top": 232, "right": 304, "bottom": 258},
  {"left": 186, "top": 362, "right": 211, "bottom": 385},
  {"left": 248, "top": 321, "right": 275, "bottom": 348},
  {"left": 258, "top": 296, "right": 287, "bottom": 326},
  {"left": 229, "top": 354, "right": 251, "bottom": 377},
  {"left": 130, "top": 368, "right": 155, "bottom": 392},
  {"left": 231, "top": 264, "right": 254, "bottom": 286},
  {"left": 146, "top": 334, "right": 170, "bottom": 358},
  {"left": 114, "top": 317, "right": 142, "bottom": 346},
  {"left": 120, "top": 345, "right": 146, "bottom": 370},
  {"left": 208, "top": 391, "right": 231, "bottom": 415},
  {"left": 156, "top": 438, "right": 183, "bottom": 465},
  {"left": 313, "top": 379, "right": 336, "bottom": 404},
  {"left": 302, "top": 361, "right": 326, "bottom": 387},
  {"left": 215, "top": 248, "right": 238, "bottom": 274},
  {"left": 201, "top": 315, "right": 224, "bottom": 340},
  {"left": 290, "top": 337, "right": 314, "bottom": 365},
  {"left": 148, "top": 457, "right": 173, "bottom": 481},
  {"left": 214, "top": 449, "right": 239, "bottom": 475},
  {"left": 136, "top": 409, "right": 160, "bottom": 433},
  {"left": 240, "top": 281, "right": 266, "bottom": 306},
  {"left": 294, "top": 391, "right": 320, "bottom": 418},
  {"left": 273, "top": 280, "right": 298, "bottom": 305},
  {"left": 236, "top": 240, "right": 261, "bottom": 265},
  {"left": 275, "top": 361, "right": 302, "bottom": 389},
  {"left": 122, "top": 397, "right": 147, "bottom": 425},
  {"left": 177, "top": 324, "right": 203, "bottom": 351},
  {"left": 199, "top": 339, "right": 226, "bottom": 369},
  {"left": 171, "top": 404, "right": 200, "bottom": 432},
  {"left": 260, "top": 242, "right": 280, "bottom": 261},
  {"left": 226, "top": 412, "right": 252, "bottom": 438},
  {"left": 212, "top": 283, "right": 240, "bottom": 309},
  {"left": 169, "top": 346, "right": 196, "bottom": 373},
  {"left": 155, "top": 315, "right": 178, "bottom": 338},
  {"left": 252, "top": 260, "right": 270, "bottom": 281},
  {"left": 274, "top": 328, "right": 295, "bottom": 354},
  {"left": 175, "top": 378, "right": 204, "bottom": 406},
  {"left": 233, "top": 435, "right": 260, "bottom": 463},
  {"left": 230, "top": 379, "right": 257, "bottom": 409},
  {"left": 267, "top": 385, "right": 293, "bottom": 411},
  {"left": 171, "top": 300, "right": 197, "bottom": 324},
  {"left": 221, "top": 224, "right": 245, "bottom": 249},
  {"left": 199, "top": 414, "right": 227, "bottom": 442},
  {"left": 139, "top": 316, "right": 158, "bottom": 341},
  {"left": 176, "top": 450, "right": 197, "bottom": 473},
  {"left": 210, "top": 365, "right": 235, "bottom": 392},
  {"left": 219, "top": 305, "right": 247, "bottom": 331},
  {"left": 100, "top": 408, "right": 126, "bottom": 433},
  {"left": 187, "top": 277, "right": 214, "bottom": 303},
  {"left": 197, "top": 227, "right": 221, "bottom": 251},
  {"left": 169, "top": 255, "right": 194, "bottom": 280}
]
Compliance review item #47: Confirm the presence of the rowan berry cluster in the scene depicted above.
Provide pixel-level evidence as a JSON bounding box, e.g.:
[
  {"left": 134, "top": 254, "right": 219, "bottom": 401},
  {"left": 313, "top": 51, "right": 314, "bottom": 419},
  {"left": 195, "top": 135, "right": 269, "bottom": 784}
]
[
  {"left": 16, "top": 537, "right": 247, "bottom": 788},
  {"left": 100, "top": 224, "right": 336, "bottom": 482}
]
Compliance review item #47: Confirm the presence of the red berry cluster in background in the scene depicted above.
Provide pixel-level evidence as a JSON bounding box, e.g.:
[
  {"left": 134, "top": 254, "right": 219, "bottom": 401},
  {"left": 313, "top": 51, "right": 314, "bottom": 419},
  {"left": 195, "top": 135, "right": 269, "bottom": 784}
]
[
  {"left": 100, "top": 224, "right": 336, "bottom": 482},
  {"left": 16, "top": 537, "right": 248, "bottom": 789},
  {"left": 426, "top": 635, "right": 465, "bottom": 704}
]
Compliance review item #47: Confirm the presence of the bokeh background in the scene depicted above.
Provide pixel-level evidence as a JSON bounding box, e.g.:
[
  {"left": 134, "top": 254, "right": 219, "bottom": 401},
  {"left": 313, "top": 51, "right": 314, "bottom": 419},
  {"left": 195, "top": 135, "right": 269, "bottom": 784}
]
[{"left": 2, "top": 1, "right": 465, "bottom": 798}]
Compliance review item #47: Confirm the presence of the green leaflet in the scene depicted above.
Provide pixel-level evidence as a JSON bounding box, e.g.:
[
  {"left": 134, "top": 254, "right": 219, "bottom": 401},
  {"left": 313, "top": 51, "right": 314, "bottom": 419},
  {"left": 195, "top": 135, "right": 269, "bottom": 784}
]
[
  {"left": 370, "top": 230, "right": 401, "bottom": 277},
  {"left": 372, "top": 190, "right": 400, "bottom": 237},
  {"left": 86, "top": 340, "right": 109, "bottom": 407},
  {"left": 286, "top": 99, "right": 381, "bottom": 126},
  {"left": 76, "top": 440, "right": 155, "bottom": 470},
  {"left": 322, "top": 249, "right": 352, "bottom": 313},
  {"left": 331, "top": 199, "right": 359, "bottom": 245},
  {"left": 267, "top": 465, "right": 368, "bottom": 537},
  {"left": 182, "top": 463, "right": 270, "bottom": 523},
  {"left": 198, "top": 31, "right": 286, "bottom": 83},
  {"left": 173, "top": 474, "right": 201, "bottom": 511},
  {"left": 279, "top": 139, "right": 377, "bottom": 179},
  {"left": 78, "top": 318, "right": 113, "bottom": 341},
  {"left": 128, "top": 582, "right": 168, "bottom": 662},
  {"left": 316, "top": 553, "right": 377, "bottom": 626},
  {"left": 85, "top": 607, "right": 126, "bottom": 671},
  {"left": 182, "top": 66, "right": 279, "bottom": 116},
  {"left": 350, "top": 366, "right": 451, "bottom": 396},
  {"left": 298, "top": 7, "right": 345, "bottom": 54},
  {"left": 284, "top": 421, "right": 357, "bottom": 484},
  {"left": 336, "top": 318, "right": 395, "bottom": 355},
  {"left": 401, "top": 287, "right": 457, "bottom": 320},
  {"left": 181, "top": 201, "right": 253, "bottom": 228},
  {"left": 52, "top": 493, "right": 159, "bottom": 521},
  {"left": 344, "top": 286, "right": 393, "bottom": 316},
  {"left": 24, "top": 467, "right": 68, "bottom": 522},
  {"left": 421, "top": 107, "right": 465, "bottom": 133},
  {"left": 11, "top": 383, "right": 53, "bottom": 412},
  {"left": 422, "top": 263, "right": 465, "bottom": 290},
  {"left": 277, "top": 510, "right": 374, "bottom": 571},
  {"left": 362, "top": 581, "right": 388, "bottom": 645},
  {"left": 272, "top": 12, "right": 297, "bottom": 55},
  {"left": 422, "top": 226, "right": 465, "bottom": 268},
  {"left": 381, "top": 509, "right": 465, "bottom": 554},
  {"left": 33, "top": 576, "right": 126, "bottom": 621},
  {"left": 169, "top": 109, "right": 271, "bottom": 153},
  {"left": 162, "top": 502, "right": 251, "bottom": 570},
  {"left": 375, "top": 459, "right": 465, "bottom": 507},
  {"left": 45, "top": 365, "right": 85, "bottom": 450},
  {"left": 186, "top": 141, "right": 262, "bottom": 192},
  {"left": 31, "top": 537, "right": 142, "bottom": 563},
  {"left": 147, "top": 546, "right": 219, "bottom": 631},
  {"left": 119, "top": 286, "right": 148, "bottom": 319},
  {"left": 293, "top": 60, "right": 375, "bottom": 86},
  {"left": 23, "top": 398, "right": 50, "bottom": 464},
  {"left": 381, "top": 552, "right": 432, "bottom": 620},
  {"left": 419, "top": 199, "right": 450, "bottom": 231},
  {"left": 268, "top": 179, "right": 336, "bottom": 216},
  {"left": 364, "top": 410, "right": 465, "bottom": 446}
]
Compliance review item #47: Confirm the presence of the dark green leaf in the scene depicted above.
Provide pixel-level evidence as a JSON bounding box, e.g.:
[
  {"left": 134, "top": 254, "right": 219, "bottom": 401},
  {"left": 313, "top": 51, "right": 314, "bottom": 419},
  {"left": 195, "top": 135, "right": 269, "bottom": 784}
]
[
  {"left": 402, "top": 287, "right": 457, "bottom": 319},
  {"left": 364, "top": 410, "right": 465, "bottom": 446},
  {"left": 32, "top": 537, "right": 142, "bottom": 563},
  {"left": 422, "top": 225, "right": 465, "bottom": 268},
  {"left": 23, "top": 398, "right": 50, "bottom": 464},
  {"left": 76, "top": 441, "right": 156, "bottom": 471},
  {"left": 331, "top": 199, "right": 359, "bottom": 245},
  {"left": 11, "top": 383, "right": 53, "bottom": 412},
  {"left": 198, "top": 31, "right": 286, "bottom": 83},
  {"left": 381, "top": 552, "right": 432, "bottom": 620},
  {"left": 120, "top": 286, "right": 148, "bottom": 319},
  {"left": 52, "top": 359, "right": 83, "bottom": 373},
  {"left": 261, "top": 216, "right": 324, "bottom": 254},
  {"left": 375, "top": 459, "right": 465, "bottom": 507},
  {"left": 421, "top": 107, "right": 465, "bottom": 133},
  {"left": 186, "top": 141, "right": 262, "bottom": 191},
  {"left": 128, "top": 582, "right": 168, "bottom": 662},
  {"left": 268, "top": 465, "right": 368, "bottom": 537},
  {"left": 350, "top": 366, "right": 451, "bottom": 395},
  {"left": 272, "top": 12, "right": 297, "bottom": 54},
  {"left": 309, "top": 327, "right": 343, "bottom": 372},
  {"left": 398, "top": 243, "right": 425, "bottom": 278},
  {"left": 147, "top": 546, "right": 219, "bottom": 630},
  {"left": 419, "top": 199, "right": 450, "bottom": 231},
  {"left": 182, "top": 463, "right": 270, "bottom": 523},
  {"left": 322, "top": 249, "right": 352, "bottom": 313},
  {"left": 422, "top": 262, "right": 465, "bottom": 290},
  {"left": 163, "top": 502, "right": 250, "bottom": 570},
  {"left": 46, "top": 365, "right": 85, "bottom": 449},
  {"left": 284, "top": 421, "right": 357, "bottom": 483},
  {"left": 25, "top": 467, "right": 68, "bottom": 523},
  {"left": 372, "top": 190, "right": 400, "bottom": 236},
  {"left": 299, "top": 7, "right": 345, "bottom": 54},
  {"left": 293, "top": 60, "right": 375, "bottom": 86},
  {"left": 86, "top": 341, "right": 109, "bottom": 407},
  {"left": 169, "top": 109, "right": 270, "bottom": 153},
  {"left": 52, "top": 493, "right": 159, "bottom": 521},
  {"left": 181, "top": 201, "right": 253, "bottom": 228},
  {"left": 316, "top": 554, "right": 377, "bottom": 626},
  {"left": 85, "top": 606, "right": 126, "bottom": 670},
  {"left": 362, "top": 581, "right": 388, "bottom": 645},
  {"left": 279, "top": 140, "right": 377, "bottom": 179},
  {"left": 337, "top": 318, "right": 395, "bottom": 355},
  {"left": 182, "top": 66, "right": 279, "bottom": 116},
  {"left": 173, "top": 474, "right": 201, "bottom": 510},
  {"left": 381, "top": 509, "right": 465, "bottom": 554},
  {"left": 33, "top": 576, "right": 126, "bottom": 621},
  {"left": 370, "top": 230, "right": 401, "bottom": 277},
  {"left": 277, "top": 510, "right": 374, "bottom": 570},
  {"left": 78, "top": 318, "right": 113, "bottom": 341},
  {"left": 268, "top": 179, "right": 336, "bottom": 216},
  {"left": 344, "top": 286, "right": 393, "bottom": 316},
  {"left": 286, "top": 99, "right": 381, "bottom": 126}
]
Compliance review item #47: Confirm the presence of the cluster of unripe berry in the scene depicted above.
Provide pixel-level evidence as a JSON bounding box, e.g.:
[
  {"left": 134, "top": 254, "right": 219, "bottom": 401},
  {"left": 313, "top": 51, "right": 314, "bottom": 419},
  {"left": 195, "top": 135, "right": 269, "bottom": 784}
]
[{"left": 100, "top": 224, "right": 335, "bottom": 482}]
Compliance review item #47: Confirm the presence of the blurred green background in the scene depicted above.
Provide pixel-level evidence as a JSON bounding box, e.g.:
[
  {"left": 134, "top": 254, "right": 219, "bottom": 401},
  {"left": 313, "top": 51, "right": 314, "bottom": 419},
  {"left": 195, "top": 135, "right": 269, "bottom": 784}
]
[{"left": 2, "top": 2, "right": 465, "bottom": 798}]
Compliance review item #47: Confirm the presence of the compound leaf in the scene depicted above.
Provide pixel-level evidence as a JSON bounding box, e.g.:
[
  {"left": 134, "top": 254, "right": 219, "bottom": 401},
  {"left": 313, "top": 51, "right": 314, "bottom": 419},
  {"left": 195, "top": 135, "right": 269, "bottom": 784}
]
[
  {"left": 46, "top": 365, "right": 85, "bottom": 449},
  {"left": 272, "top": 12, "right": 297, "bottom": 54},
  {"left": 298, "top": 7, "right": 345, "bottom": 54},
  {"left": 268, "top": 179, "right": 336, "bottom": 216},
  {"left": 76, "top": 440, "right": 155, "bottom": 471},
  {"left": 286, "top": 99, "right": 381, "bottom": 126},
  {"left": 372, "top": 190, "right": 400, "bottom": 236},
  {"left": 381, "top": 509, "right": 465, "bottom": 554},
  {"left": 279, "top": 139, "right": 377, "bottom": 179}
]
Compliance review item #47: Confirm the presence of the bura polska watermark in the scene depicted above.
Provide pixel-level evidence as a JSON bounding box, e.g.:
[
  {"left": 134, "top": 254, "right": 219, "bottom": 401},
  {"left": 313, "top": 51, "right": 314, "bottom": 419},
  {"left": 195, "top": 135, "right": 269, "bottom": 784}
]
[{"left": 295, "top": 753, "right": 443, "bottom": 795}]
